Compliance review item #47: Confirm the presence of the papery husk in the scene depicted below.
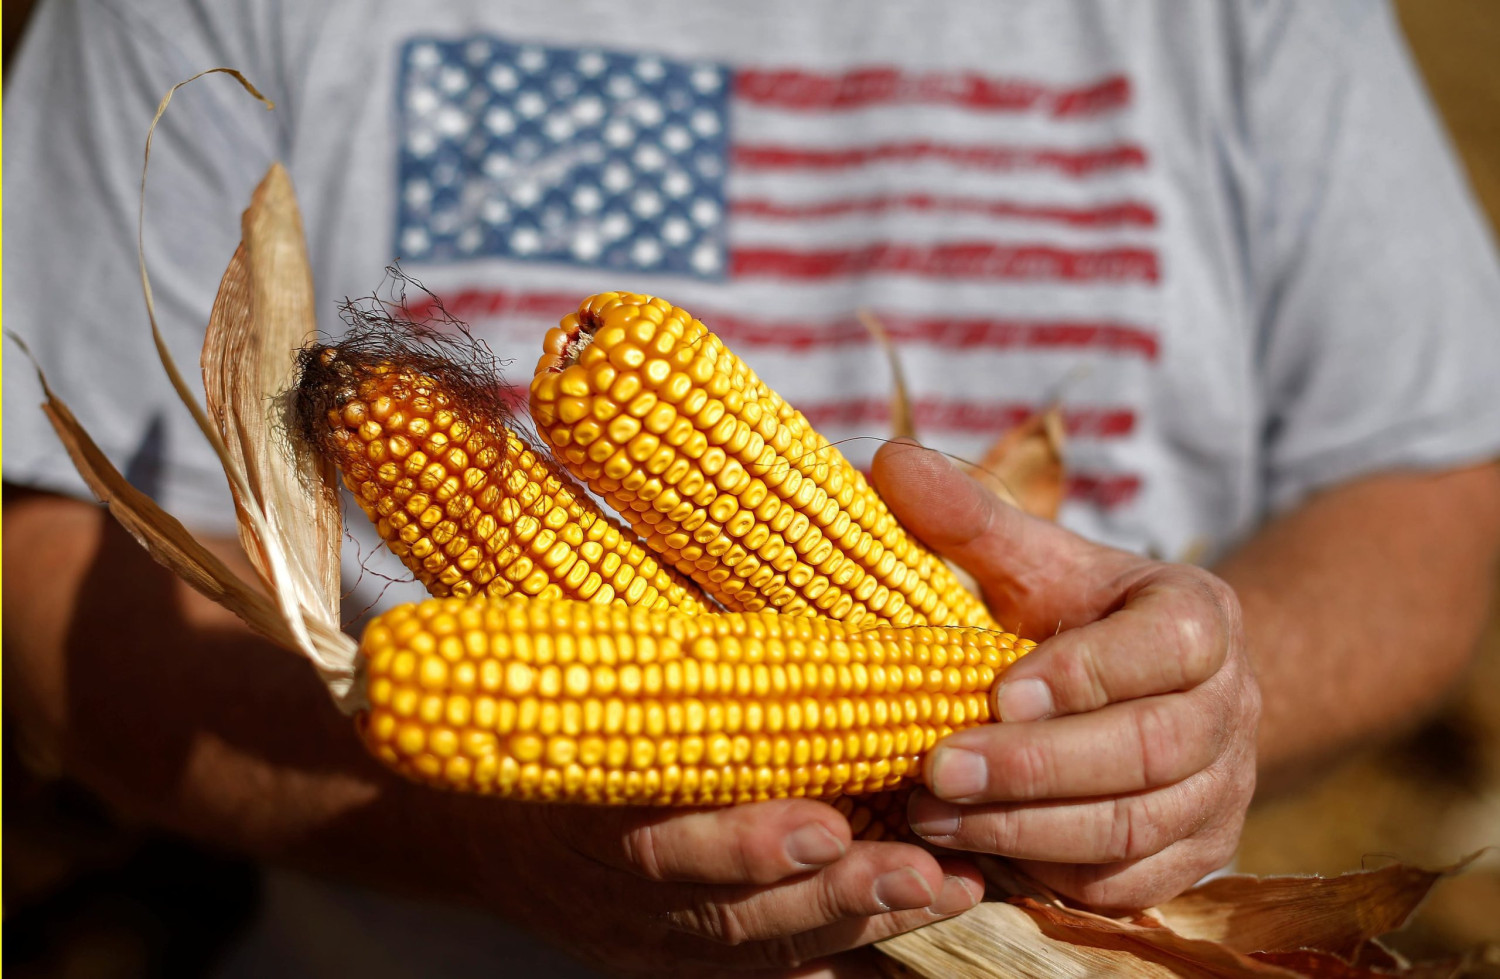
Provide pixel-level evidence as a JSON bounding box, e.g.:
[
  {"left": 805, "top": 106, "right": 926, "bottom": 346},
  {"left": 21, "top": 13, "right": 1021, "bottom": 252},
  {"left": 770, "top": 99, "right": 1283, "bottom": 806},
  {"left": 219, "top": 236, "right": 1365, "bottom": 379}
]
[
  {"left": 879, "top": 859, "right": 1473, "bottom": 979},
  {"left": 967, "top": 402, "right": 1068, "bottom": 521},
  {"left": 200, "top": 164, "right": 351, "bottom": 701},
  {"left": 858, "top": 309, "right": 916, "bottom": 441}
]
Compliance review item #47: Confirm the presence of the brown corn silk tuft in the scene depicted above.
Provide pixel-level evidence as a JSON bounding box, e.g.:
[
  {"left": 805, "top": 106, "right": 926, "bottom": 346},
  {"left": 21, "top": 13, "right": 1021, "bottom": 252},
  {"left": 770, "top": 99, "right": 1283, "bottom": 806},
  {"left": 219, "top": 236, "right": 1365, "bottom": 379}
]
[{"left": 293, "top": 296, "right": 707, "bottom": 612}]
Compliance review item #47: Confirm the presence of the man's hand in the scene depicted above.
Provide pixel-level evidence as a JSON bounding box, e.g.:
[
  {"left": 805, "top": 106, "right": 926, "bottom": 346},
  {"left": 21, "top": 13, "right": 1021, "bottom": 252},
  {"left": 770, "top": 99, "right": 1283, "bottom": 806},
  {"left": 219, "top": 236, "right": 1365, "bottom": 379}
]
[
  {"left": 872, "top": 441, "right": 1261, "bottom": 911},
  {"left": 473, "top": 798, "right": 982, "bottom": 976}
]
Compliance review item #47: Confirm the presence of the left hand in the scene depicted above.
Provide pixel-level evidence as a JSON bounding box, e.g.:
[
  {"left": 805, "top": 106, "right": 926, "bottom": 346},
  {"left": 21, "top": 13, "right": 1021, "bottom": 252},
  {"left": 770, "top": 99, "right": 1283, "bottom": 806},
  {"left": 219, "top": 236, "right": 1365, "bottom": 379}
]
[{"left": 872, "top": 441, "right": 1261, "bottom": 911}]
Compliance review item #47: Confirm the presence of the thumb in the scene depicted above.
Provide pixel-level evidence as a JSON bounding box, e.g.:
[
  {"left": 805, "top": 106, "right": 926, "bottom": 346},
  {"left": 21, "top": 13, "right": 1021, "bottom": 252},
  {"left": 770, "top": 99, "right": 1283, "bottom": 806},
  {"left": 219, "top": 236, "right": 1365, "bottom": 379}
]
[{"left": 870, "top": 440, "right": 1125, "bottom": 630}]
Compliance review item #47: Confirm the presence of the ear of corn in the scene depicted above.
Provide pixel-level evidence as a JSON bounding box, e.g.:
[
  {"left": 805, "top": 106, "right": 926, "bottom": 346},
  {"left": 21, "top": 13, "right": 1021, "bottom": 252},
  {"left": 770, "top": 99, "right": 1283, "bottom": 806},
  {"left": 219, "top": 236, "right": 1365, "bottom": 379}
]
[
  {"left": 301, "top": 352, "right": 707, "bottom": 613},
  {"left": 529, "top": 292, "right": 1001, "bottom": 634},
  {"left": 358, "top": 596, "right": 1032, "bottom": 806}
]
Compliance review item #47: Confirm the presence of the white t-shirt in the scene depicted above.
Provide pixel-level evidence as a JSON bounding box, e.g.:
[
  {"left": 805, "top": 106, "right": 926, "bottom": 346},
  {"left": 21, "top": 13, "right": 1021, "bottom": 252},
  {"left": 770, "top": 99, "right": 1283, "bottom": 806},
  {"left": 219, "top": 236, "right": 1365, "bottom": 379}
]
[{"left": 5, "top": 1, "right": 1500, "bottom": 974}]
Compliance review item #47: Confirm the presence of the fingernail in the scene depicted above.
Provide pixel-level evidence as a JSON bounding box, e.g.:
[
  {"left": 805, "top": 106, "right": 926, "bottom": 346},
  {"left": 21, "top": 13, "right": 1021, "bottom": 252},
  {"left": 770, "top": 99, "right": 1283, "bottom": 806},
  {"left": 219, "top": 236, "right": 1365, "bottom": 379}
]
[
  {"left": 996, "top": 677, "right": 1054, "bottom": 723},
  {"left": 785, "top": 823, "right": 845, "bottom": 867},
  {"left": 929, "top": 747, "right": 988, "bottom": 800},
  {"left": 929, "top": 876, "right": 981, "bottom": 916},
  {"left": 873, "top": 867, "right": 936, "bottom": 911},
  {"left": 907, "top": 793, "right": 961, "bottom": 838}
]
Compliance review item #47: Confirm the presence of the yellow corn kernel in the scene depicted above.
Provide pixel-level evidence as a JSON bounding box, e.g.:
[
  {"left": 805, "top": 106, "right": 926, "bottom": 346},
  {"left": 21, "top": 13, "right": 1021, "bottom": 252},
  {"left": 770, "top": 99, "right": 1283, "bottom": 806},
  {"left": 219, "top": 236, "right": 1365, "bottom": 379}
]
[
  {"left": 530, "top": 293, "right": 999, "bottom": 633},
  {"left": 356, "top": 596, "right": 1033, "bottom": 805},
  {"left": 297, "top": 347, "right": 706, "bottom": 613}
]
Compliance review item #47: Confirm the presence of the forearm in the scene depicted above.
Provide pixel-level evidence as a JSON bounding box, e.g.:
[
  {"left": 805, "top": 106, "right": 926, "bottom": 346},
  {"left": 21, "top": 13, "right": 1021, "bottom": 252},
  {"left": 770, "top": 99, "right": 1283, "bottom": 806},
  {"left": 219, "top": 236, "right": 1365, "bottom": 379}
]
[
  {"left": 1213, "top": 462, "right": 1500, "bottom": 793},
  {"left": 1, "top": 488, "right": 513, "bottom": 908}
]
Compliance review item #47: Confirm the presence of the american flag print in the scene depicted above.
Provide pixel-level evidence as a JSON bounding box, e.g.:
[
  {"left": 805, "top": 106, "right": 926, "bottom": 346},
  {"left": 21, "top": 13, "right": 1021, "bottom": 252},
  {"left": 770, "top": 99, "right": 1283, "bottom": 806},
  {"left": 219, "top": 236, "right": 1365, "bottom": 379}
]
[
  {"left": 393, "top": 34, "right": 1160, "bottom": 524},
  {"left": 396, "top": 38, "right": 732, "bottom": 277}
]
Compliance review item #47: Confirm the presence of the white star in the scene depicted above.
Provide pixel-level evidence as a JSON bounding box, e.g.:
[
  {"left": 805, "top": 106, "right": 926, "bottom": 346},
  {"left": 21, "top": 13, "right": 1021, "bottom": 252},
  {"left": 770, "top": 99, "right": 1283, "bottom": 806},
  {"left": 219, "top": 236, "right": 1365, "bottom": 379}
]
[
  {"left": 607, "top": 74, "right": 637, "bottom": 100},
  {"left": 572, "top": 185, "right": 603, "bottom": 213},
  {"left": 488, "top": 64, "right": 519, "bottom": 91},
  {"left": 481, "top": 199, "right": 511, "bottom": 224},
  {"left": 516, "top": 91, "right": 548, "bottom": 119},
  {"left": 631, "top": 237, "right": 663, "bottom": 265},
  {"left": 662, "top": 125, "right": 692, "bottom": 154},
  {"left": 407, "top": 130, "right": 438, "bottom": 157},
  {"left": 512, "top": 180, "right": 542, "bottom": 207},
  {"left": 404, "top": 180, "right": 433, "bottom": 209},
  {"left": 577, "top": 51, "right": 607, "bottom": 77},
  {"left": 544, "top": 114, "right": 575, "bottom": 142},
  {"left": 439, "top": 66, "right": 468, "bottom": 94},
  {"left": 633, "top": 144, "right": 667, "bottom": 171},
  {"left": 510, "top": 227, "right": 542, "bottom": 254},
  {"left": 401, "top": 227, "right": 431, "bottom": 255},
  {"left": 410, "top": 44, "right": 441, "bottom": 70},
  {"left": 434, "top": 106, "right": 470, "bottom": 137},
  {"left": 485, "top": 106, "right": 516, "bottom": 135},
  {"left": 635, "top": 57, "right": 665, "bottom": 81},
  {"left": 630, "top": 99, "right": 664, "bottom": 128},
  {"left": 690, "top": 242, "right": 721, "bottom": 274},
  {"left": 603, "top": 119, "right": 634, "bottom": 147},
  {"left": 690, "top": 109, "right": 721, "bottom": 137},
  {"left": 632, "top": 189, "right": 663, "bottom": 218},
  {"left": 690, "top": 66, "right": 722, "bottom": 93},
  {"left": 572, "top": 96, "right": 606, "bottom": 126},
  {"left": 662, "top": 170, "right": 693, "bottom": 198},
  {"left": 482, "top": 152, "right": 512, "bottom": 178},
  {"left": 601, "top": 162, "right": 633, "bottom": 192},
  {"left": 601, "top": 212, "right": 631, "bottom": 240},
  {"left": 571, "top": 229, "right": 603, "bottom": 260},
  {"left": 465, "top": 39, "right": 490, "bottom": 64},
  {"left": 661, "top": 216, "right": 692, "bottom": 245},
  {"left": 517, "top": 47, "right": 547, "bottom": 73},
  {"left": 690, "top": 198, "right": 720, "bottom": 226},
  {"left": 407, "top": 85, "right": 440, "bottom": 115},
  {"left": 457, "top": 227, "right": 484, "bottom": 253}
]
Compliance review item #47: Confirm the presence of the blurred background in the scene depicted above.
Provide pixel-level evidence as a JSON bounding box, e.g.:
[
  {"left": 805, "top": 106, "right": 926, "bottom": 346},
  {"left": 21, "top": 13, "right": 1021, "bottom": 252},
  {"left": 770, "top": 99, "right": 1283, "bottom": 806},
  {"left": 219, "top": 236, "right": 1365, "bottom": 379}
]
[{"left": 4, "top": 0, "right": 1499, "bottom": 975}]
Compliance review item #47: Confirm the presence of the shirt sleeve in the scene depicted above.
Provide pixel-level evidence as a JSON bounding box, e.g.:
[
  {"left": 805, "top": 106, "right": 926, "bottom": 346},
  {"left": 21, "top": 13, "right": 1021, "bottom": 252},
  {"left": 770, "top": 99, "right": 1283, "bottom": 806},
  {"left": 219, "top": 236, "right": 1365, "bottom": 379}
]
[
  {"left": 2, "top": 0, "right": 284, "bottom": 534},
  {"left": 1245, "top": 0, "right": 1500, "bottom": 512}
]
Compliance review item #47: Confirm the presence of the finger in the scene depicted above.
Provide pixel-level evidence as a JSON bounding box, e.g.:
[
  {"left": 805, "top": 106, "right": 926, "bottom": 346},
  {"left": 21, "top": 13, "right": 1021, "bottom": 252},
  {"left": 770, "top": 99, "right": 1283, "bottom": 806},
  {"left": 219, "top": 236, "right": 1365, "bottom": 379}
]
[
  {"left": 921, "top": 692, "right": 1227, "bottom": 804},
  {"left": 991, "top": 566, "right": 1239, "bottom": 722},
  {"left": 661, "top": 841, "right": 958, "bottom": 945},
  {"left": 906, "top": 774, "right": 1211, "bottom": 864},
  {"left": 1014, "top": 825, "right": 1243, "bottom": 912},
  {"left": 550, "top": 798, "right": 852, "bottom": 885},
  {"left": 660, "top": 860, "right": 984, "bottom": 972},
  {"left": 870, "top": 439, "right": 1135, "bottom": 628}
]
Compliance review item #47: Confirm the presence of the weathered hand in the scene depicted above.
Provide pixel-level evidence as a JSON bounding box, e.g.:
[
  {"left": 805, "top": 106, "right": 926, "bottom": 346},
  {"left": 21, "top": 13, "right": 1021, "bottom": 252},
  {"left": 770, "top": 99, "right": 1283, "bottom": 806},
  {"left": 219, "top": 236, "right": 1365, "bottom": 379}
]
[
  {"left": 471, "top": 797, "right": 983, "bottom": 976},
  {"left": 872, "top": 441, "right": 1260, "bottom": 911}
]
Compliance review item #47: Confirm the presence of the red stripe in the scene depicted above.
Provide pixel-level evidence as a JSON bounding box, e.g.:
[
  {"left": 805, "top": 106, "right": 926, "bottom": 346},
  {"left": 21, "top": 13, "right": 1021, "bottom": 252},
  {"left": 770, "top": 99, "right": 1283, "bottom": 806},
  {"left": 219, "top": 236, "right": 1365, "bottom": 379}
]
[
  {"left": 1066, "top": 473, "right": 1142, "bottom": 508},
  {"left": 709, "top": 313, "right": 1159, "bottom": 360},
  {"left": 733, "top": 142, "right": 1147, "bottom": 177},
  {"left": 735, "top": 68, "right": 1130, "bottom": 118},
  {"left": 798, "top": 400, "right": 1136, "bottom": 437},
  {"left": 730, "top": 243, "right": 1158, "bottom": 282},
  {"left": 731, "top": 195, "right": 1156, "bottom": 228},
  {"left": 413, "top": 291, "right": 1159, "bottom": 360}
]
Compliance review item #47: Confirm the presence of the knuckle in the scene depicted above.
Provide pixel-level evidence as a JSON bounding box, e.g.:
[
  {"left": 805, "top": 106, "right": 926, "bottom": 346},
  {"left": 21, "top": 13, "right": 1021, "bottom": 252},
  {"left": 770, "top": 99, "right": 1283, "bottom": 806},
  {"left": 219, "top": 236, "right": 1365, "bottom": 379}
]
[
  {"left": 1055, "top": 641, "right": 1110, "bottom": 711},
  {"left": 1132, "top": 699, "right": 1189, "bottom": 786},
  {"left": 995, "top": 739, "right": 1053, "bottom": 799},
  {"left": 621, "top": 824, "right": 668, "bottom": 881},
  {"left": 669, "top": 899, "right": 751, "bottom": 946}
]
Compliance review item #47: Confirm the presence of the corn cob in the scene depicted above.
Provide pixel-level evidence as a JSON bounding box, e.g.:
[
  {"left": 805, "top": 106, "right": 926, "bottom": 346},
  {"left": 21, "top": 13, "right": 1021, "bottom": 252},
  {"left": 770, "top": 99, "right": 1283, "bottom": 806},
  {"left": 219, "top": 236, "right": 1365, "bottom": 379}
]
[
  {"left": 357, "top": 595, "right": 1032, "bottom": 805},
  {"left": 296, "top": 344, "right": 707, "bottom": 612},
  {"left": 529, "top": 292, "right": 1000, "bottom": 633}
]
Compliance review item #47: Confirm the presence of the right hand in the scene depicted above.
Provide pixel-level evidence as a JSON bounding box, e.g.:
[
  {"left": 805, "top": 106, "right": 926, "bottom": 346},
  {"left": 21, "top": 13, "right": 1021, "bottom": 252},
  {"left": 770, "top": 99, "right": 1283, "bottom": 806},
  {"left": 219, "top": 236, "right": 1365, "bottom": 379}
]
[{"left": 472, "top": 798, "right": 983, "bottom": 976}]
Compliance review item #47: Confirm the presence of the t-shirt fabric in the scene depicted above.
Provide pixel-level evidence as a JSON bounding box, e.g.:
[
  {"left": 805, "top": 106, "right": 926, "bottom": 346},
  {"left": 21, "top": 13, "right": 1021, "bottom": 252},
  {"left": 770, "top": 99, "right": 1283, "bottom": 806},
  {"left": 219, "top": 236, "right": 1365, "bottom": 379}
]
[{"left": 5, "top": 1, "right": 1500, "bottom": 975}]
